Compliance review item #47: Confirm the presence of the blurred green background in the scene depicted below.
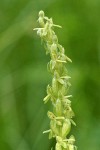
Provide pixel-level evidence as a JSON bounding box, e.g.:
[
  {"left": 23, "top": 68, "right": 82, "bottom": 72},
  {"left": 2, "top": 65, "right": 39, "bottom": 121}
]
[{"left": 0, "top": 0, "right": 100, "bottom": 150}]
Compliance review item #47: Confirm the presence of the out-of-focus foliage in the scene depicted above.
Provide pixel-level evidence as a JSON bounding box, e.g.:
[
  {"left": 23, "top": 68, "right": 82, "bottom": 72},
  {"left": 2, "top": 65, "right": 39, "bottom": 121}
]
[{"left": 0, "top": 0, "right": 100, "bottom": 150}]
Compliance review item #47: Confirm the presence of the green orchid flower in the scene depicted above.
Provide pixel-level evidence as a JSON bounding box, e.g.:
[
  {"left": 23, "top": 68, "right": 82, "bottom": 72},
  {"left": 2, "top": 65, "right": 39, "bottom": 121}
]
[{"left": 34, "top": 10, "right": 76, "bottom": 150}]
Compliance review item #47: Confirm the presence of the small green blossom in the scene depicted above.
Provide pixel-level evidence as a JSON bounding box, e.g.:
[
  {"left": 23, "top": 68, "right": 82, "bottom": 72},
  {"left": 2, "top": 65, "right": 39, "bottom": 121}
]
[{"left": 34, "top": 10, "right": 77, "bottom": 150}]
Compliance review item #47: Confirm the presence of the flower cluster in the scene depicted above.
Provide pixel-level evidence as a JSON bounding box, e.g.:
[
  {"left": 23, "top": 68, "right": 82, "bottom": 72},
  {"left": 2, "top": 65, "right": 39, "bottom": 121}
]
[{"left": 34, "top": 10, "right": 77, "bottom": 150}]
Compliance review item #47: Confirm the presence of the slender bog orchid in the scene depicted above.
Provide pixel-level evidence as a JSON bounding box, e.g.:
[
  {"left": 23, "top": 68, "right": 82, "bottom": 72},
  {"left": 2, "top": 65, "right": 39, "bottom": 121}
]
[{"left": 34, "top": 10, "right": 77, "bottom": 150}]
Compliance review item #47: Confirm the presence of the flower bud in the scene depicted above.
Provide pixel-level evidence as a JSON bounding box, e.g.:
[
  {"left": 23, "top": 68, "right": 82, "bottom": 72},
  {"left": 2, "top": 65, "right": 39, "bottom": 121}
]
[
  {"left": 51, "top": 43, "right": 57, "bottom": 53},
  {"left": 53, "top": 35, "right": 58, "bottom": 43},
  {"left": 54, "top": 99, "right": 62, "bottom": 116},
  {"left": 55, "top": 143, "right": 62, "bottom": 150},
  {"left": 38, "top": 17, "right": 44, "bottom": 27},
  {"left": 52, "top": 77, "right": 58, "bottom": 96},
  {"left": 68, "top": 144, "right": 76, "bottom": 150},
  {"left": 62, "top": 119, "right": 71, "bottom": 138},
  {"left": 39, "top": 10, "right": 44, "bottom": 18},
  {"left": 37, "top": 28, "right": 42, "bottom": 36}
]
